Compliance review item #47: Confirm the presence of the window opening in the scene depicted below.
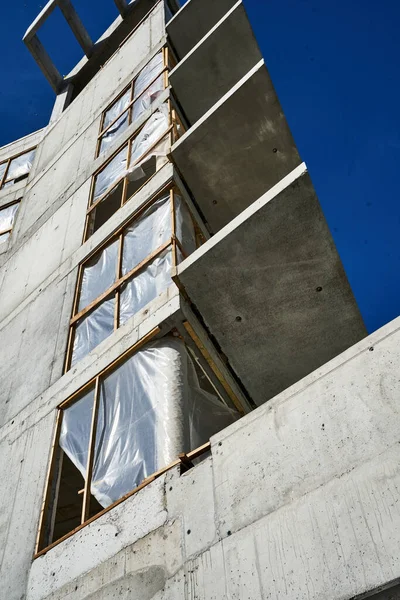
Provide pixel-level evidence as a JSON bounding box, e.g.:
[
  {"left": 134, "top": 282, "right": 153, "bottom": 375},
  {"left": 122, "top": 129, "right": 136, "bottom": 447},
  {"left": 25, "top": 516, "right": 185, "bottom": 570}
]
[
  {"left": 96, "top": 47, "right": 177, "bottom": 158},
  {"left": 37, "top": 333, "right": 240, "bottom": 555},
  {"left": 86, "top": 97, "right": 184, "bottom": 240},
  {"left": 0, "top": 148, "right": 36, "bottom": 190},
  {"left": 66, "top": 185, "right": 204, "bottom": 370},
  {"left": 0, "top": 199, "right": 21, "bottom": 244}
]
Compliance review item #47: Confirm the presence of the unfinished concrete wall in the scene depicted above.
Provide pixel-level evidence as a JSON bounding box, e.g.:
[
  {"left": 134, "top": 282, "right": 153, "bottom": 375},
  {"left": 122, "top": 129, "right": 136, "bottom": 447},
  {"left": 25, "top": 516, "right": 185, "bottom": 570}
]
[{"left": 19, "top": 316, "right": 400, "bottom": 600}]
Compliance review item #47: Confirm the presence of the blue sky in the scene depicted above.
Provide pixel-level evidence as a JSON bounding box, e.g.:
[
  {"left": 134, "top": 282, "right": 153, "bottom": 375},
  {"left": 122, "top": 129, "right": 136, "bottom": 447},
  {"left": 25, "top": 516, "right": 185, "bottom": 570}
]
[{"left": 0, "top": 0, "right": 399, "bottom": 334}]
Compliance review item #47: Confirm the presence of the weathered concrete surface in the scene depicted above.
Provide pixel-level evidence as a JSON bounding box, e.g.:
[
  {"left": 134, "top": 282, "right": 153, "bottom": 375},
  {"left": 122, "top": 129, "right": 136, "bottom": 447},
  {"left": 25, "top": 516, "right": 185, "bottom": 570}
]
[
  {"left": 20, "top": 317, "right": 400, "bottom": 600},
  {"left": 175, "top": 163, "right": 366, "bottom": 405},
  {"left": 167, "top": 0, "right": 236, "bottom": 59},
  {"left": 172, "top": 60, "right": 301, "bottom": 233},
  {"left": 169, "top": 1, "right": 262, "bottom": 124}
]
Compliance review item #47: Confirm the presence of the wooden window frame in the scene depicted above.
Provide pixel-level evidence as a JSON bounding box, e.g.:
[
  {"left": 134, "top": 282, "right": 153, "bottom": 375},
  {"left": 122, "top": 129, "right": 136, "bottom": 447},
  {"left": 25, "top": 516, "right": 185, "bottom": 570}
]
[
  {"left": 36, "top": 325, "right": 239, "bottom": 559},
  {"left": 95, "top": 46, "right": 177, "bottom": 159},
  {"left": 65, "top": 183, "right": 204, "bottom": 373},
  {"left": 0, "top": 146, "right": 36, "bottom": 190},
  {"left": 85, "top": 95, "right": 184, "bottom": 242},
  {"left": 0, "top": 198, "right": 21, "bottom": 240}
]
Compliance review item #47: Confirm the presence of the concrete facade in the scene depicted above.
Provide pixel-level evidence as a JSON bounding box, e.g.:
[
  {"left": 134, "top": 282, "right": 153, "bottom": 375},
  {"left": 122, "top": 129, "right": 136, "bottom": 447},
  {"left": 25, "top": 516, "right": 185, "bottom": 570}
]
[{"left": 0, "top": 0, "right": 396, "bottom": 599}]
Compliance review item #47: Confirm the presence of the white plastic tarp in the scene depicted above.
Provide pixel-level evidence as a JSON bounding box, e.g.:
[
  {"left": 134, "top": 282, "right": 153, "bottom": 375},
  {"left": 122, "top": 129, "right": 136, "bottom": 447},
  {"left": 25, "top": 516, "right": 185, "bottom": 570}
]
[
  {"left": 0, "top": 232, "right": 9, "bottom": 245},
  {"left": 103, "top": 89, "right": 130, "bottom": 129},
  {"left": 0, "top": 202, "right": 19, "bottom": 233},
  {"left": 71, "top": 297, "right": 115, "bottom": 367},
  {"left": 60, "top": 338, "right": 239, "bottom": 508},
  {"left": 7, "top": 149, "right": 36, "bottom": 181},
  {"left": 120, "top": 249, "right": 173, "bottom": 325},
  {"left": 93, "top": 146, "right": 127, "bottom": 201},
  {"left": 129, "top": 104, "right": 169, "bottom": 168},
  {"left": 132, "top": 52, "right": 164, "bottom": 123},
  {"left": 94, "top": 105, "right": 169, "bottom": 202},
  {"left": 100, "top": 112, "right": 129, "bottom": 155},
  {"left": 71, "top": 194, "right": 196, "bottom": 365},
  {"left": 78, "top": 239, "right": 119, "bottom": 311}
]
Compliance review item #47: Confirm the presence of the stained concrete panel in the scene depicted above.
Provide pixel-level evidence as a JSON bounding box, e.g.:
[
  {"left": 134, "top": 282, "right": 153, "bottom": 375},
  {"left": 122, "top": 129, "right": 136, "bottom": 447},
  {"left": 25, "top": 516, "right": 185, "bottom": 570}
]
[
  {"left": 171, "top": 60, "right": 301, "bottom": 233},
  {"left": 175, "top": 164, "right": 367, "bottom": 406},
  {"left": 167, "top": 0, "right": 237, "bottom": 59},
  {"left": 169, "top": 1, "right": 262, "bottom": 124}
]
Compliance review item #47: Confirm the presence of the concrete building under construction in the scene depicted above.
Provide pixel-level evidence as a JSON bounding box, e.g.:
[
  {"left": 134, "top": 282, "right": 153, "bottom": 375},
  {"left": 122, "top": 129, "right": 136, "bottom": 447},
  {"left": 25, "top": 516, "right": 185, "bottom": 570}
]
[{"left": 0, "top": 0, "right": 400, "bottom": 598}]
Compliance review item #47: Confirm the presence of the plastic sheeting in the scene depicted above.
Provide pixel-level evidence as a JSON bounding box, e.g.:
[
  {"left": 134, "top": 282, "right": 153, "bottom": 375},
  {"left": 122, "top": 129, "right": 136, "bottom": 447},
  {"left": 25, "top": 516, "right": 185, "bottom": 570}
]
[
  {"left": 60, "top": 337, "right": 239, "bottom": 508},
  {"left": 0, "top": 202, "right": 19, "bottom": 233},
  {"left": 0, "top": 163, "right": 6, "bottom": 183},
  {"left": 78, "top": 239, "right": 119, "bottom": 312},
  {"left": 71, "top": 297, "right": 115, "bottom": 367},
  {"left": 132, "top": 52, "right": 164, "bottom": 123},
  {"left": 100, "top": 112, "right": 129, "bottom": 155},
  {"left": 120, "top": 249, "right": 173, "bottom": 325},
  {"left": 103, "top": 89, "right": 130, "bottom": 129},
  {"left": 72, "top": 194, "right": 196, "bottom": 365},
  {"left": 7, "top": 149, "right": 36, "bottom": 181},
  {"left": 94, "top": 104, "right": 169, "bottom": 202},
  {"left": 0, "top": 232, "right": 9, "bottom": 245},
  {"left": 93, "top": 146, "right": 128, "bottom": 202}
]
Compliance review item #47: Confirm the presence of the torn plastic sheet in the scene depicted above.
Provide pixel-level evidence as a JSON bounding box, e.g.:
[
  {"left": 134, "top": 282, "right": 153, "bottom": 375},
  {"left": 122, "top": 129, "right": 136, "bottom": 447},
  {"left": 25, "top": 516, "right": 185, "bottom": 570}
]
[
  {"left": 127, "top": 134, "right": 169, "bottom": 183},
  {"left": 0, "top": 203, "right": 19, "bottom": 233},
  {"left": 60, "top": 337, "right": 239, "bottom": 508},
  {"left": 103, "top": 89, "right": 131, "bottom": 130},
  {"left": 99, "top": 112, "right": 129, "bottom": 155},
  {"left": 71, "top": 296, "right": 115, "bottom": 367},
  {"left": 78, "top": 238, "right": 119, "bottom": 312},
  {"left": 132, "top": 75, "right": 164, "bottom": 124},
  {"left": 93, "top": 146, "right": 127, "bottom": 201},
  {"left": 119, "top": 249, "right": 173, "bottom": 325},
  {"left": 7, "top": 149, "right": 36, "bottom": 181},
  {"left": 132, "top": 52, "right": 164, "bottom": 123},
  {"left": 134, "top": 52, "right": 163, "bottom": 100},
  {"left": 129, "top": 104, "right": 169, "bottom": 168}
]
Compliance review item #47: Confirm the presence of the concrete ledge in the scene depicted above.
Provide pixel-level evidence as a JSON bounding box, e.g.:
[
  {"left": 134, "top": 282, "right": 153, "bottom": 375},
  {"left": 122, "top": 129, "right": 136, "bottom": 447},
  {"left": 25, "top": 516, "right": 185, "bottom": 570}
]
[
  {"left": 167, "top": 0, "right": 237, "bottom": 59},
  {"left": 169, "top": 1, "right": 262, "bottom": 124},
  {"left": 175, "top": 163, "right": 367, "bottom": 406},
  {"left": 171, "top": 60, "right": 301, "bottom": 232}
]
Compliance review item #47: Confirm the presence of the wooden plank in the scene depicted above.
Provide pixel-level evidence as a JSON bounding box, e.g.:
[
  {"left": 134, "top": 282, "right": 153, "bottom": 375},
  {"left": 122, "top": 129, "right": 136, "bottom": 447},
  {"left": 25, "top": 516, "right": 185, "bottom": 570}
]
[
  {"left": 81, "top": 377, "right": 100, "bottom": 523},
  {"left": 183, "top": 321, "right": 245, "bottom": 415},
  {"left": 35, "top": 411, "right": 63, "bottom": 554}
]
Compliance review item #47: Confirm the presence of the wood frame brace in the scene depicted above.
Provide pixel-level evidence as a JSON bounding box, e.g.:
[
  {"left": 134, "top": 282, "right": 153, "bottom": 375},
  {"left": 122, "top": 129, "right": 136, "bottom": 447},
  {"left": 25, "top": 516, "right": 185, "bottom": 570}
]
[
  {"left": 65, "top": 183, "right": 201, "bottom": 372},
  {"left": 23, "top": 0, "right": 94, "bottom": 93}
]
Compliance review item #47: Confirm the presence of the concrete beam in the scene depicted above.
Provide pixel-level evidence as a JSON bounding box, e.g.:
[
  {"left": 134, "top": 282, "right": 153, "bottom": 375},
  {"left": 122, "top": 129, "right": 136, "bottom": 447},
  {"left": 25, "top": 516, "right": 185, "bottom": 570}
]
[
  {"left": 167, "top": 0, "right": 237, "bottom": 59},
  {"left": 59, "top": 0, "right": 93, "bottom": 57},
  {"left": 169, "top": 1, "right": 262, "bottom": 124},
  {"left": 174, "top": 164, "right": 367, "bottom": 406},
  {"left": 171, "top": 60, "right": 301, "bottom": 233},
  {"left": 24, "top": 34, "right": 63, "bottom": 93},
  {"left": 113, "top": 0, "right": 129, "bottom": 17},
  {"left": 23, "top": 0, "right": 94, "bottom": 92}
]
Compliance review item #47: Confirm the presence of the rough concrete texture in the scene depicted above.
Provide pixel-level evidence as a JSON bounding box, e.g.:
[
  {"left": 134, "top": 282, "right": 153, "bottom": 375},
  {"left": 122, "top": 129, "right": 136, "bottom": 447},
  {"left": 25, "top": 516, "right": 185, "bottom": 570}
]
[
  {"left": 169, "top": 1, "right": 262, "bottom": 124},
  {"left": 167, "top": 0, "right": 237, "bottom": 59},
  {"left": 172, "top": 60, "right": 301, "bottom": 233},
  {"left": 20, "top": 316, "right": 400, "bottom": 600},
  {"left": 176, "top": 164, "right": 366, "bottom": 405}
]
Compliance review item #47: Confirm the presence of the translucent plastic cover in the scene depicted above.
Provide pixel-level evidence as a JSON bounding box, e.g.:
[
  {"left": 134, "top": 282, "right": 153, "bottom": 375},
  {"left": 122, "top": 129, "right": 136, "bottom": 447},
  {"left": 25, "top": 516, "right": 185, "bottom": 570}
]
[
  {"left": 100, "top": 112, "right": 129, "bottom": 155},
  {"left": 71, "top": 297, "right": 115, "bottom": 367},
  {"left": 0, "top": 163, "right": 6, "bottom": 182},
  {"left": 7, "top": 149, "right": 36, "bottom": 181},
  {"left": 132, "top": 52, "right": 164, "bottom": 123},
  {"left": 104, "top": 89, "right": 130, "bottom": 129},
  {"left": 129, "top": 104, "right": 169, "bottom": 168},
  {"left": 78, "top": 239, "right": 119, "bottom": 312},
  {"left": 60, "top": 338, "right": 239, "bottom": 508},
  {"left": 93, "top": 147, "right": 127, "bottom": 201},
  {"left": 71, "top": 194, "right": 196, "bottom": 366},
  {"left": 0, "top": 203, "right": 19, "bottom": 233}
]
